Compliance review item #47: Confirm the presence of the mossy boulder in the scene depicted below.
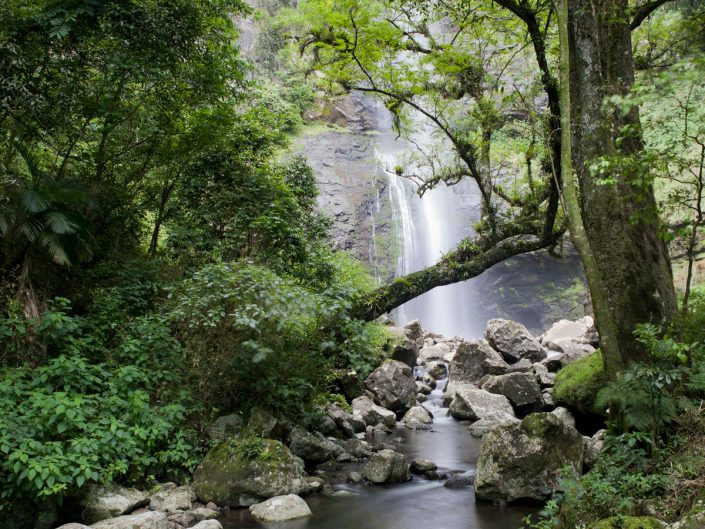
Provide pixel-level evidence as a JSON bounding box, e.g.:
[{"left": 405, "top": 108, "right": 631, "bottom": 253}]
[
  {"left": 554, "top": 350, "right": 606, "bottom": 416},
  {"left": 588, "top": 516, "right": 666, "bottom": 529},
  {"left": 193, "top": 438, "right": 307, "bottom": 507},
  {"left": 475, "top": 413, "right": 584, "bottom": 503}
]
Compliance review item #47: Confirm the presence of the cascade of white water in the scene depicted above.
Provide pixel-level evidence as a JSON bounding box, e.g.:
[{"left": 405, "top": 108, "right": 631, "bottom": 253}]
[{"left": 369, "top": 99, "right": 486, "bottom": 338}]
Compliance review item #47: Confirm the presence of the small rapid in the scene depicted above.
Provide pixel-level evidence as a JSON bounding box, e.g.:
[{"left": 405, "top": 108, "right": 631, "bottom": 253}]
[{"left": 220, "top": 364, "right": 537, "bottom": 529}]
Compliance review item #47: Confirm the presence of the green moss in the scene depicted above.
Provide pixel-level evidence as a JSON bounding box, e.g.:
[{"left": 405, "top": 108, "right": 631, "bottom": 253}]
[
  {"left": 554, "top": 350, "right": 607, "bottom": 415},
  {"left": 588, "top": 516, "right": 665, "bottom": 529}
]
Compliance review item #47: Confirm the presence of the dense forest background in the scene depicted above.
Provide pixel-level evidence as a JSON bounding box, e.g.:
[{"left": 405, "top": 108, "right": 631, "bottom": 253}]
[{"left": 2, "top": 1, "right": 705, "bottom": 528}]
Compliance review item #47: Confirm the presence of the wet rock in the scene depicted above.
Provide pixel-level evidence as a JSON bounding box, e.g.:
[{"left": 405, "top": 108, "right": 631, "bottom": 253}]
[
  {"left": 418, "top": 342, "right": 452, "bottom": 364},
  {"left": 422, "top": 374, "right": 437, "bottom": 388},
  {"left": 190, "top": 507, "right": 219, "bottom": 522},
  {"left": 193, "top": 438, "right": 306, "bottom": 507},
  {"left": 448, "top": 340, "right": 507, "bottom": 385},
  {"left": 426, "top": 361, "right": 447, "bottom": 380},
  {"left": 249, "top": 495, "right": 312, "bottom": 523},
  {"left": 91, "top": 512, "right": 168, "bottom": 529},
  {"left": 401, "top": 406, "right": 433, "bottom": 429},
  {"left": 388, "top": 326, "right": 419, "bottom": 368},
  {"left": 362, "top": 449, "right": 411, "bottom": 484},
  {"left": 475, "top": 413, "right": 584, "bottom": 504},
  {"left": 542, "top": 390, "right": 555, "bottom": 408},
  {"left": 149, "top": 483, "right": 194, "bottom": 513},
  {"left": 288, "top": 427, "right": 343, "bottom": 464},
  {"left": 364, "top": 360, "right": 417, "bottom": 414},
  {"left": 448, "top": 388, "right": 515, "bottom": 421},
  {"left": 56, "top": 525, "right": 91, "bottom": 529},
  {"left": 207, "top": 414, "right": 244, "bottom": 442},
  {"left": 485, "top": 319, "right": 547, "bottom": 363},
  {"left": 347, "top": 471, "right": 363, "bottom": 483},
  {"left": 416, "top": 381, "right": 433, "bottom": 395},
  {"left": 337, "top": 437, "right": 373, "bottom": 459},
  {"left": 80, "top": 484, "right": 148, "bottom": 524},
  {"left": 410, "top": 458, "right": 438, "bottom": 474},
  {"left": 352, "top": 395, "right": 396, "bottom": 428},
  {"left": 404, "top": 320, "right": 424, "bottom": 346},
  {"left": 444, "top": 474, "right": 475, "bottom": 489},
  {"left": 481, "top": 372, "right": 544, "bottom": 416},
  {"left": 467, "top": 413, "right": 519, "bottom": 438},
  {"left": 417, "top": 393, "right": 427, "bottom": 403}
]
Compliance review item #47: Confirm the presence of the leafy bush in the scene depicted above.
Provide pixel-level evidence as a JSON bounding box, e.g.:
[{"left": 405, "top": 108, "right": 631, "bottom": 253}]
[
  {"left": 0, "top": 354, "right": 199, "bottom": 509},
  {"left": 554, "top": 350, "right": 607, "bottom": 415}
]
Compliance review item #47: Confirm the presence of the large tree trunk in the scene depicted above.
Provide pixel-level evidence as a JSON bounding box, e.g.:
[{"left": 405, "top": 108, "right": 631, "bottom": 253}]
[{"left": 568, "top": 0, "right": 677, "bottom": 366}]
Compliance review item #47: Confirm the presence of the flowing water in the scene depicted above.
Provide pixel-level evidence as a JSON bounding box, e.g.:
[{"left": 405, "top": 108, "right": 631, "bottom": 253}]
[{"left": 220, "top": 368, "right": 537, "bottom": 529}]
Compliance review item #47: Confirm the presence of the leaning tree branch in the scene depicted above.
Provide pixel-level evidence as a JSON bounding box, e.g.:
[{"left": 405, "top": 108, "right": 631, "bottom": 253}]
[
  {"left": 630, "top": 0, "right": 675, "bottom": 30},
  {"left": 351, "top": 223, "right": 564, "bottom": 321}
]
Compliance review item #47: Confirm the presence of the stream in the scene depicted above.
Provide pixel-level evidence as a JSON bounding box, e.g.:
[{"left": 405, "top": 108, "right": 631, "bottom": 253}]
[{"left": 219, "top": 369, "right": 537, "bottom": 529}]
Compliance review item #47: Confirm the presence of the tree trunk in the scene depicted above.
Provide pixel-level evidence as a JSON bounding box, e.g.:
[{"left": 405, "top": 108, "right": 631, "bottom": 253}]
[
  {"left": 568, "top": 0, "right": 677, "bottom": 365},
  {"left": 557, "top": 0, "right": 623, "bottom": 379}
]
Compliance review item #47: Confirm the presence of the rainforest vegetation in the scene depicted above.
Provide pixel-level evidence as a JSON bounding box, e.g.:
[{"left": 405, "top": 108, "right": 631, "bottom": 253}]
[{"left": 2, "top": 1, "right": 705, "bottom": 528}]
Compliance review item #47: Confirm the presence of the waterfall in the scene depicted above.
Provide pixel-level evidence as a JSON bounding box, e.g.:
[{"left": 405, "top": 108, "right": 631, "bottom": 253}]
[{"left": 370, "top": 99, "right": 486, "bottom": 338}]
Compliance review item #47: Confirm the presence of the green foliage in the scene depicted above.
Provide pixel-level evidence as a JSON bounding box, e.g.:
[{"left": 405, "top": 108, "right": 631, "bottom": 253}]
[
  {"left": 554, "top": 350, "right": 607, "bottom": 415},
  {"left": 0, "top": 351, "right": 198, "bottom": 508}
]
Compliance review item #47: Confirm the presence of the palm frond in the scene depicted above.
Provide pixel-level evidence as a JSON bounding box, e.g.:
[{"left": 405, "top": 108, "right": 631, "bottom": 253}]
[
  {"left": 20, "top": 188, "right": 52, "bottom": 214},
  {"left": 19, "top": 218, "right": 45, "bottom": 242},
  {"left": 38, "top": 232, "right": 72, "bottom": 266},
  {"left": 43, "top": 211, "right": 78, "bottom": 235}
]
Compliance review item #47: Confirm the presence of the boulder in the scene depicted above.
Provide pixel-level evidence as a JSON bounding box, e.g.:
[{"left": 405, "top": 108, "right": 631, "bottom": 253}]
[
  {"left": 426, "top": 361, "right": 447, "bottom": 380},
  {"left": 551, "top": 407, "right": 576, "bottom": 428},
  {"left": 467, "top": 412, "right": 519, "bottom": 438},
  {"left": 404, "top": 319, "right": 423, "bottom": 345},
  {"left": 448, "top": 340, "right": 507, "bottom": 385},
  {"left": 444, "top": 474, "right": 475, "bottom": 489},
  {"left": 91, "top": 512, "right": 167, "bottom": 529},
  {"left": 388, "top": 327, "right": 419, "bottom": 368},
  {"left": 288, "top": 427, "right": 343, "bottom": 464},
  {"left": 247, "top": 408, "right": 288, "bottom": 441},
  {"left": 416, "top": 381, "right": 433, "bottom": 395},
  {"left": 418, "top": 342, "right": 452, "bottom": 364},
  {"left": 80, "top": 485, "right": 148, "bottom": 524},
  {"left": 532, "top": 363, "right": 556, "bottom": 388},
  {"left": 56, "top": 525, "right": 91, "bottom": 529},
  {"left": 448, "top": 388, "right": 515, "bottom": 421},
  {"left": 193, "top": 438, "right": 307, "bottom": 507},
  {"left": 207, "top": 414, "right": 244, "bottom": 441},
  {"left": 351, "top": 395, "right": 396, "bottom": 428},
  {"left": 475, "top": 413, "right": 584, "bottom": 503},
  {"left": 541, "top": 316, "right": 598, "bottom": 349},
  {"left": 485, "top": 319, "right": 546, "bottom": 363},
  {"left": 542, "top": 389, "right": 555, "bottom": 408},
  {"left": 362, "top": 449, "right": 410, "bottom": 484},
  {"left": 189, "top": 508, "right": 219, "bottom": 521},
  {"left": 506, "top": 358, "right": 533, "bottom": 373},
  {"left": 149, "top": 483, "right": 194, "bottom": 513},
  {"left": 326, "top": 404, "right": 365, "bottom": 436},
  {"left": 249, "top": 495, "right": 312, "bottom": 523},
  {"left": 410, "top": 458, "right": 437, "bottom": 474},
  {"left": 584, "top": 429, "right": 606, "bottom": 469},
  {"left": 190, "top": 522, "right": 223, "bottom": 529},
  {"left": 363, "top": 360, "right": 417, "bottom": 413},
  {"left": 401, "top": 406, "right": 433, "bottom": 429},
  {"left": 481, "top": 372, "right": 544, "bottom": 416}
]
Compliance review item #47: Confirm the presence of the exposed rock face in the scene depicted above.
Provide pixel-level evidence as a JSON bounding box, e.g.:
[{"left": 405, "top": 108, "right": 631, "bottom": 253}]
[
  {"left": 207, "top": 414, "right": 244, "bottom": 441},
  {"left": 401, "top": 406, "right": 433, "bottom": 429},
  {"left": 448, "top": 340, "right": 508, "bottom": 385},
  {"left": 149, "top": 483, "right": 194, "bottom": 513},
  {"left": 91, "top": 512, "right": 167, "bottom": 529},
  {"left": 288, "top": 427, "right": 343, "bottom": 464},
  {"left": 485, "top": 319, "right": 547, "bottom": 363},
  {"left": 193, "top": 439, "right": 307, "bottom": 507},
  {"left": 481, "top": 372, "right": 544, "bottom": 416},
  {"left": 352, "top": 395, "right": 396, "bottom": 428},
  {"left": 249, "top": 495, "right": 312, "bottom": 523},
  {"left": 80, "top": 485, "right": 148, "bottom": 524},
  {"left": 364, "top": 360, "right": 417, "bottom": 413},
  {"left": 475, "top": 413, "right": 584, "bottom": 504},
  {"left": 448, "top": 388, "right": 515, "bottom": 421},
  {"left": 362, "top": 449, "right": 411, "bottom": 484}
]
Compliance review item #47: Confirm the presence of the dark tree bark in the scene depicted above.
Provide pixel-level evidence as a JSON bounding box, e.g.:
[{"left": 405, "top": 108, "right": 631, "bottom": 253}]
[{"left": 568, "top": 0, "right": 678, "bottom": 366}]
